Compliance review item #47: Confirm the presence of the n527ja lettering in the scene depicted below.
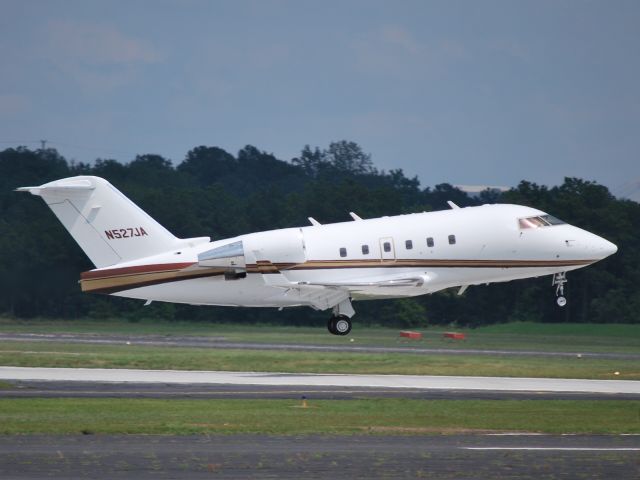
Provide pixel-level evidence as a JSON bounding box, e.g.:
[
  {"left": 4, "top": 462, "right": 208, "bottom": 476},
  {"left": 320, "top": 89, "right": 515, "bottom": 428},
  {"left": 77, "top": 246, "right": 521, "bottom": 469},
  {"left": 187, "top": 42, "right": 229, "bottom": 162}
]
[{"left": 105, "top": 227, "right": 148, "bottom": 240}]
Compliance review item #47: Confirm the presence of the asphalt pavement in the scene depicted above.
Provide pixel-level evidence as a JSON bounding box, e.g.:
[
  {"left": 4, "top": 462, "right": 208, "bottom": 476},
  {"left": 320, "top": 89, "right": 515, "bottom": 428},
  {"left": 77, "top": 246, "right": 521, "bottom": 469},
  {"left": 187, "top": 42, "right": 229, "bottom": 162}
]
[
  {"left": 2, "top": 379, "right": 639, "bottom": 400},
  {"left": 1, "top": 434, "right": 638, "bottom": 479}
]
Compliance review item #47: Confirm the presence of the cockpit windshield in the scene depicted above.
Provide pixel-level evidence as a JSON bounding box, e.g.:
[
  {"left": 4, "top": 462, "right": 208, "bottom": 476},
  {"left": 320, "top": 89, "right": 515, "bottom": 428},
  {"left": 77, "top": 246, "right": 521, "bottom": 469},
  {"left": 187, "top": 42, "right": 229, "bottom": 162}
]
[{"left": 518, "top": 214, "right": 565, "bottom": 229}]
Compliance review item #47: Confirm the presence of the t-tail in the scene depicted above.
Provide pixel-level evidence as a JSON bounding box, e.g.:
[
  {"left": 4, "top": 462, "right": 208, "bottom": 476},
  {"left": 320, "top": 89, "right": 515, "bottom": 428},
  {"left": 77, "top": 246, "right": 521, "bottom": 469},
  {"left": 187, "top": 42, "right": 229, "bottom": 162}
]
[{"left": 16, "top": 176, "right": 209, "bottom": 268}]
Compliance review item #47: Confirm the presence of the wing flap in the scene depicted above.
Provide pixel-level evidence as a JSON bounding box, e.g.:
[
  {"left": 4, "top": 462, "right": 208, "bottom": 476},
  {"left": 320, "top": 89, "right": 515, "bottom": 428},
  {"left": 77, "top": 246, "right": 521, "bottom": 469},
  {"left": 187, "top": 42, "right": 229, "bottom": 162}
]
[
  {"left": 261, "top": 271, "right": 432, "bottom": 309},
  {"left": 299, "top": 278, "right": 424, "bottom": 287},
  {"left": 299, "top": 273, "right": 431, "bottom": 288},
  {"left": 262, "top": 272, "right": 350, "bottom": 310}
]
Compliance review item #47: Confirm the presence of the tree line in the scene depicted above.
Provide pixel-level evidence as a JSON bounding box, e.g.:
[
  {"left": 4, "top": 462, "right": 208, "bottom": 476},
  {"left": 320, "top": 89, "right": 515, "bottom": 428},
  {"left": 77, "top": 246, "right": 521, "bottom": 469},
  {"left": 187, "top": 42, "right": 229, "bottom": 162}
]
[{"left": 0, "top": 142, "right": 637, "bottom": 326}]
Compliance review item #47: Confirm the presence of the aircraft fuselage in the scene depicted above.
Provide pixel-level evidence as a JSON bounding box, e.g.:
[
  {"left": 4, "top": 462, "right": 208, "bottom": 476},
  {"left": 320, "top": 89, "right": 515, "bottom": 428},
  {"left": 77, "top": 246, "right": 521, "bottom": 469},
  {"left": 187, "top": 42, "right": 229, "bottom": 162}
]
[{"left": 80, "top": 204, "right": 616, "bottom": 307}]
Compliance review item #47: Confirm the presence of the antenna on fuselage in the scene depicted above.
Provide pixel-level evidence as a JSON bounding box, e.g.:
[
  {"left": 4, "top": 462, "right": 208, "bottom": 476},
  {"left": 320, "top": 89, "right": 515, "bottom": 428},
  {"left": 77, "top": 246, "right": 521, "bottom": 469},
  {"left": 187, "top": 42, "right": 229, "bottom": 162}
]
[
  {"left": 349, "top": 212, "right": 363, "bottom": 221},
  {"left": 308, "top": 217, "right": 321, "bottom": 226},
  {"left": 447, "top": 201, "right": 460, "bottom": 209}
]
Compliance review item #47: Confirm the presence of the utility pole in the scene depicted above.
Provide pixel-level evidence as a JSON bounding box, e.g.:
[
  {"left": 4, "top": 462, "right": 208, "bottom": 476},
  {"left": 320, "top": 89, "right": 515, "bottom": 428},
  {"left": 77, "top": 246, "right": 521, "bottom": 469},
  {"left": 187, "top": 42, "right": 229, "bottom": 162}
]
[{"left": 40, "top": 139, "right": 47, "bottom": 150}]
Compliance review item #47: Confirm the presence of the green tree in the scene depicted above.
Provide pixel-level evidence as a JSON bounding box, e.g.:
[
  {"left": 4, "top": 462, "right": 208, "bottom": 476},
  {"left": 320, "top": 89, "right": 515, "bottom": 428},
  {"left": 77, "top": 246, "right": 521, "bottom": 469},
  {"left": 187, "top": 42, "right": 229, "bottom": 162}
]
[
  {"left": 1, "top": 145, "right": 637, "bottom": 325},
  {"left": 177, "top": 146, "right": 237, "bottom": 186},
  {"left": 324, "top": 140, "right": 375, "bottom": 175}
]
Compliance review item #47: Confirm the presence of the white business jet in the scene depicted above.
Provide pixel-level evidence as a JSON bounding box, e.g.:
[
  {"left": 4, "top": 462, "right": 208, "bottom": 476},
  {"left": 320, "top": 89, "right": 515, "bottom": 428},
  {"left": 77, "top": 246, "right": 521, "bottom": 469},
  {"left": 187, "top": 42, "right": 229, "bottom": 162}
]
[{"left": 17, "top": 176, "right": 617, "bottom": 335}]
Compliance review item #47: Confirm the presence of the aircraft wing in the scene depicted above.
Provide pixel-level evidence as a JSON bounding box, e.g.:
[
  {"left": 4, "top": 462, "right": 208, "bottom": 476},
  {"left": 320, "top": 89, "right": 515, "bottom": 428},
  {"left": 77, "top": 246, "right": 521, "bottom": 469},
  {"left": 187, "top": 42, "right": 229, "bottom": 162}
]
[
  {"left": 262, "top": 273, "right": 349, "bottom": 310},
  {"left": 262, "top": 271, "right": 431, "bottom": 310},
  {"left": 296, "top": 275, "right": 429, "bottom": 288}
]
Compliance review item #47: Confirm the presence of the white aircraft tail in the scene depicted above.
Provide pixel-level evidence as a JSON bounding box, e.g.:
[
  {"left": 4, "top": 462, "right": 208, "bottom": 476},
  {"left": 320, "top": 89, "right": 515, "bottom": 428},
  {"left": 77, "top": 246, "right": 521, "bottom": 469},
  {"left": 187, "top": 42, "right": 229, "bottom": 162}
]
[{"left": 17, "top": 176, "right": 207, "bottom": 268}]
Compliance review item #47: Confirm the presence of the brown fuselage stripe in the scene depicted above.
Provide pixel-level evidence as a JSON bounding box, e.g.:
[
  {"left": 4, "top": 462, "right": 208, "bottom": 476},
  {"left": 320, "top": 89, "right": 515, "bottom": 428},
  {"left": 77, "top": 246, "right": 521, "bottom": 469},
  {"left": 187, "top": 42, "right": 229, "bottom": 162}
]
[
  {"left": 80, "top": 258, "right": 595, "bottom": 295},
  {"left": 83, "top": 270, "right": 226, "bottom": 295},
  {"left": 80, "top": 262, "right": 196, "bottom": 280},
  {"left": 81, "top": 264, "right": 223, "bottom": 294}
]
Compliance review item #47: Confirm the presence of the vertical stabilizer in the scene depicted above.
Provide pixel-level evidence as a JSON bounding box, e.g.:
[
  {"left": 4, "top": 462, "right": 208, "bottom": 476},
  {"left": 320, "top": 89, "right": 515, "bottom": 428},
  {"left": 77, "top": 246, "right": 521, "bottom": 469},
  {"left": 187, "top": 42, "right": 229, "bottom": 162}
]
[{"left": 17, "top": 176, "right": 180, "bottom": 268}]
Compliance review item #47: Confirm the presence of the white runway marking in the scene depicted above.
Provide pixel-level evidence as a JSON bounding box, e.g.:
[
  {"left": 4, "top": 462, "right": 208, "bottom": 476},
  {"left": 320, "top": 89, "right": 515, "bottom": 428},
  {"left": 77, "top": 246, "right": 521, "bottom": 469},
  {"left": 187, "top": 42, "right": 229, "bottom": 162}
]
[
  {"left": 463, "top": 447, "right": 640, "bottom": 451},
  {"left": 1, "top": 366, "right": 639, "bottom": 394},
  {"left": 486, "top": 433, "right": 640, "bottom": 436}
]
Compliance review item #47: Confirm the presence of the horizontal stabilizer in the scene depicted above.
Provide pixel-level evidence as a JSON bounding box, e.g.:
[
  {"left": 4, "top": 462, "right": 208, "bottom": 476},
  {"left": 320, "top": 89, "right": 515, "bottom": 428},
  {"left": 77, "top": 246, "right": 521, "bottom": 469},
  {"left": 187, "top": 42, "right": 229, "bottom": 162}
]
[{"left": 15, "top": 178, "right": 95, "bottom": 195}]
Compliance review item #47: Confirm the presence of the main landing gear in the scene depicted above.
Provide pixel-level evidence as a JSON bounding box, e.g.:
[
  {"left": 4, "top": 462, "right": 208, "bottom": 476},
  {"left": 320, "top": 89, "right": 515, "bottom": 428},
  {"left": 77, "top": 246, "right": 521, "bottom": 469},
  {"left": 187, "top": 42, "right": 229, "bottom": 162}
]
[
  {"left": 552, "top": 272, "right": 568, "bottom": 307},
  {"left": 328, "top": 315, "right": 352, "bottom": 336},
  {"left": 327, "top": 298, "right": 355, "bottom": 336}
]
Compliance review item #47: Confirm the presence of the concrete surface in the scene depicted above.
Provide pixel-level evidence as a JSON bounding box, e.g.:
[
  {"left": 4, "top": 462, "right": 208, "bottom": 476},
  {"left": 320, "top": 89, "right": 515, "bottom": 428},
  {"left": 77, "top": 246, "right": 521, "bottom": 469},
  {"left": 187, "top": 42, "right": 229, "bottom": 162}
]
[{"left": 1, "top": 366, "right": 639, "bottom": 394}]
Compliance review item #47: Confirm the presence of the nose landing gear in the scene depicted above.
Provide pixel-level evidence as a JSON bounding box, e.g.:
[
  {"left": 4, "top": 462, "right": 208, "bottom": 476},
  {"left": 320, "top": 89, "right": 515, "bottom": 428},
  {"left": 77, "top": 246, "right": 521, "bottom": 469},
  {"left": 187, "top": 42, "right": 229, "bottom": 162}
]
[{"left": 552, "top": 272, "right": 568, "bottom": 307}]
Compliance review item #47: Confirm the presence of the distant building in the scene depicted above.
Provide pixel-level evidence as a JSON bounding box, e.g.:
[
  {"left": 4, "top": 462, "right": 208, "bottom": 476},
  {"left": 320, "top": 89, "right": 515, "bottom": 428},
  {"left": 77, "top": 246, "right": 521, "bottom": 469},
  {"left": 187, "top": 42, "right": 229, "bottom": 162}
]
[{"left": 454, "top": 184, "right": 510, "bottom": 199}]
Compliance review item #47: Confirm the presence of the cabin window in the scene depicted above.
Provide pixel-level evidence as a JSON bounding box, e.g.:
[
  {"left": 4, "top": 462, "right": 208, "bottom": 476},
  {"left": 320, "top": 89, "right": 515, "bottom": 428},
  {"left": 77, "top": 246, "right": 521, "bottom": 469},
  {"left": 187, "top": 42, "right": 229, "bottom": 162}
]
[
  {"left": 426, "top": 237, "right": 434, "bottom": 248},
  {"left": 361, "top": 245, "right": 369, "bottom": 255},
  {"left": 448, "top": 235, "right": 456, "bottom": 245},
  {"left": 383, "top": 242, "right": 391, "bottom": 253},
  {"left": 339, "top": 247, "right": 347, "bottom": 257},
  {"left": 405, "top": 240, "right": 413, "bottom": 250}
]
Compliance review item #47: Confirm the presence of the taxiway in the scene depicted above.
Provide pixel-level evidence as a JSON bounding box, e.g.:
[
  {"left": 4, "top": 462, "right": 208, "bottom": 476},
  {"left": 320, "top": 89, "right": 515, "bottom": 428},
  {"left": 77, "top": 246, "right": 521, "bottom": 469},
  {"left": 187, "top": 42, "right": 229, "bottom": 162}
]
[
  {"left": 1, "top": 366, "right": 639, "bottom": 396},
  {"left": 1, "top": 434, "right": 637, "bottom": 479}
]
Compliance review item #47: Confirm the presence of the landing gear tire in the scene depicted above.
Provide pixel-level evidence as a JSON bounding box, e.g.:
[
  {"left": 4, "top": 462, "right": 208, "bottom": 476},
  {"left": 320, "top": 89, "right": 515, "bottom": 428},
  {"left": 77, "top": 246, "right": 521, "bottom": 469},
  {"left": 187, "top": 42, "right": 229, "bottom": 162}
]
[
  {"left": 557, "top": 296, "right": 567, "bottom": 307},
  {"left": 328, "top": 315, "right": 352, "bottom": 336},
  {"left": 327, "top": 317, "right": 337, "bottom": 334}
]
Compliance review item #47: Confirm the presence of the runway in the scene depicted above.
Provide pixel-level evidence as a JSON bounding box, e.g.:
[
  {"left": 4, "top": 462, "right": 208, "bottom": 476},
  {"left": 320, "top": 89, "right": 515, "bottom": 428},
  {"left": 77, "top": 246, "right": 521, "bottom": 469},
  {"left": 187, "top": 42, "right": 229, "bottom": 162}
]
[
  {"left": 1, "top": 366, "right": 639, "bottom": 395},
  {"left": 1, "top": 434, "right": 638, "bottom": 479},
  {"left": 3, "top": 380, "right": 639, "bottom": 400},
  {"left": 2, "top": 332, "right": 639, "bottom": 359}
]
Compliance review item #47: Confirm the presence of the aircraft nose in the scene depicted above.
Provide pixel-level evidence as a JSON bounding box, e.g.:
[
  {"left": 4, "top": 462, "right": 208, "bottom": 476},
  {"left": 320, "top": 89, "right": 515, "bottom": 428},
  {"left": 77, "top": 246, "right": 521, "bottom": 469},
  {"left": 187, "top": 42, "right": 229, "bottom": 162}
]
[
  {"left": 587, "top": 234, "right": 617, "bottom": 260},
  {"left": 598, "top": 238, "right": 618, "bottom": 258},
  {"left": 569, "top": 229, "right": 618, "bottom": 260}
]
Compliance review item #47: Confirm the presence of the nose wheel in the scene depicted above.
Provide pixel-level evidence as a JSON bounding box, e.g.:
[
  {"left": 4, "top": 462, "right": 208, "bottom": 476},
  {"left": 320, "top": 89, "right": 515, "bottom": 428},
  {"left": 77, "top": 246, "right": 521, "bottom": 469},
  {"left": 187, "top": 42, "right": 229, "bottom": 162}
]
[{"left": 552, "top": 272, "right": 568, "bottom": 307}]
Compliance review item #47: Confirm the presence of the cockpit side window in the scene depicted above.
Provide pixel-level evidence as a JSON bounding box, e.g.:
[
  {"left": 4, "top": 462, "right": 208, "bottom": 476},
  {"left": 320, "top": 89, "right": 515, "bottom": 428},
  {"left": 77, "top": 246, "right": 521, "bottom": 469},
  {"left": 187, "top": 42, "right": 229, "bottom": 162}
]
[
  {"left": 540, "top": 214, "right": 565, "bottom": 225},
  {"left": 519, "top": 215, "right": 566, "bottom": 229},
  {"left": 519, "top": 217, "right": 545, "bottom": 229}
]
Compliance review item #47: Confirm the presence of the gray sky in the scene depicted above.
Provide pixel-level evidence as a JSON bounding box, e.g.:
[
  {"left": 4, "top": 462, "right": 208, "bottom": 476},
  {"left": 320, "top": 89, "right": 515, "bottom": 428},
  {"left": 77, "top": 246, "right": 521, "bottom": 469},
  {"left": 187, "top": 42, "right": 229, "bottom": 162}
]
[{"left": 1, "top": 0, "right": 639, "bottom": 196}]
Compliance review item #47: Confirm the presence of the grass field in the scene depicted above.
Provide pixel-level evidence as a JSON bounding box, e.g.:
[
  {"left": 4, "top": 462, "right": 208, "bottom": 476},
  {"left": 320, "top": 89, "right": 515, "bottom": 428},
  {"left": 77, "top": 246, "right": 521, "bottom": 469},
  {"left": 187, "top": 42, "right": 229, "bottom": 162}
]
[
  {"left": 1, "top": 318, "right": 639, "bottom": 354},
  {"left": 0, "top": 398, "right": 637, "bottom": 435},
  {"left": 0, "top": 341, "right": 638, "bottom": 379},
  {"left": 0, "top": 319, "right": 639, "bottom": 379}
]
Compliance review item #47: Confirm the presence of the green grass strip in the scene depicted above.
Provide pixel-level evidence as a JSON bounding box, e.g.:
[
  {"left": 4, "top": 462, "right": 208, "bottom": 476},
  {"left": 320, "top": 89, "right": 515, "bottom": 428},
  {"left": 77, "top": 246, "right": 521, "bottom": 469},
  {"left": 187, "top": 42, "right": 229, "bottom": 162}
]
[
  {"left": 0, "top": 399, "right": 637, "bottom": 435},
  {"left": 1, "top": 319, "right": 639, "bottom": 353},
  {"left": 1, "top": 341, "right": 638, "bottom": 379}
]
